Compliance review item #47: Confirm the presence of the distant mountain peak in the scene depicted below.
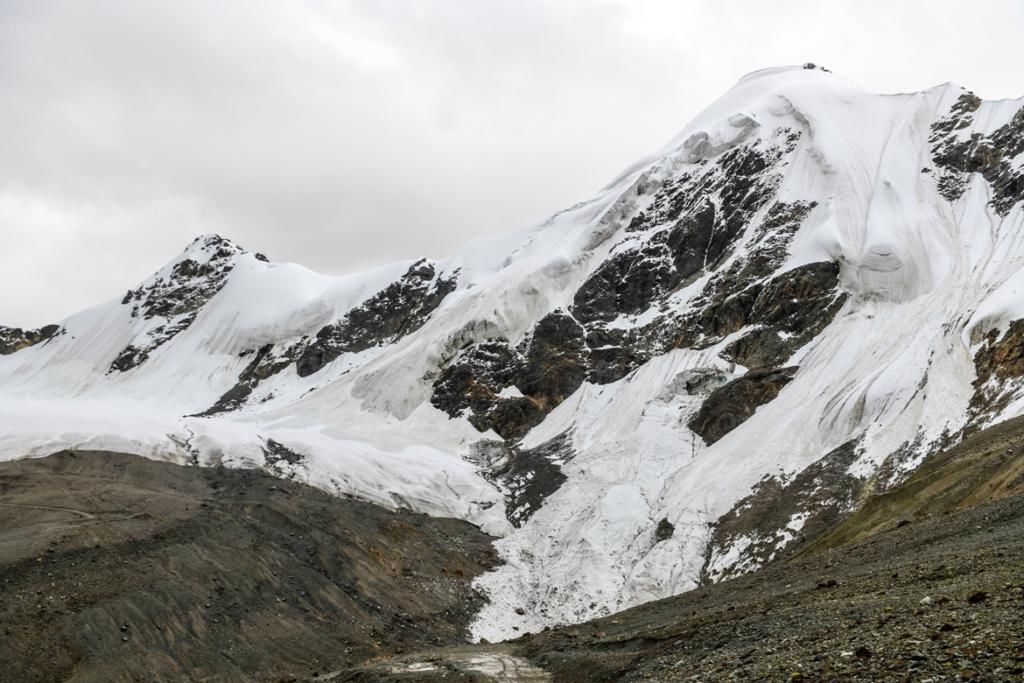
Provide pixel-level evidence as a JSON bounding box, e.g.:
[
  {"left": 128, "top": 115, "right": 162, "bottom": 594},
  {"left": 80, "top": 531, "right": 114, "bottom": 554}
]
[
  {"left": 108, "top": 234, "right": 260, "bottom": 374},
  {"left": 178, "top": 233, "right": 255, "bottom": 262}
]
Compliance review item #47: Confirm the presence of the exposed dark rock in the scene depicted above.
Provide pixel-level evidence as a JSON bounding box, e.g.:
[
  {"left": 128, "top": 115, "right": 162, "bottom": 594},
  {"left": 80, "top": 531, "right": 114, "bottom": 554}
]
[
  {"left": 430, "top": 339, "right": 524, "bottom": 418},
  {"left": 473, "top": 397, "right": 547, "bottom": 443},
  {"left": 431, "top": 314, "right": 589, "bottom": 441},
  {"left": 573, "top": 136, "right": 793, "bottom": 327},
  {"left": 584, "top": 204, "right": 834, "bottom": 386},
  {"left": 429, "top": 137, "right": 833, "bottom": 445},
  {"left": 929, "top": 92, "right": 985, "bottom": 206},
  {"left": 664, "top": 199, "right": 722, "bottom": 287},
  {"left": 723, "top": 261, "right": 847, "bottom": 368},
  {"left": 430, "top": 338, "right": 551, "bottom": 441},
  {"left": 929, "top": 92, "right": 981, "bottom": 140},
  {"left": 681, "top": 367, "right": 734, "bottom": 395},
  {"left": 570, "top": 220, "right": 684, "bottom": 324},
  {"left": 111, "top": 235, "right": 244, "bottom": 373},
  {"left": 584, "top": 326, "right": 650, "bottom": 385},
  {"left": 654, "top": 518, "right": 675, "bottom": 542},
  {"left": 671, "top": 283, "right": 762, "bottom": 350},
  {"left": 711, "top": 200, "right": 817, "bottom": 292},
  {"left": 433, "top": 311, "right": 588, "bottom": 441},
  {"left": 704, "top": 441, "right": 860, "bottom": 582},
  {"left": 297, "top": 260, "right": 457, "bottom": 377},
  {"left": 147, "top": 254, "right": 459, "bottom": 410},
  {"left": 931, "top": 93, "right": 1024, "bottom": 214},
  {"left": 429, "top": 135, "right": 827, "bottom": 444},
  {"left": 967, "top": 319, "right": 1024, "bottom": 427},
  {"left": 572, "top": 196, "right": 717, "bottom": 324},
  {"left": 109, "top": 344, "right": 151, "bottom": 373},
  {"left": 262, "top": 438, "right": 305, "bottom": 471},
  {"left": 689, "top": 366, "right": 799, "bottom": 444},
  {"left": 662, "top": 201, "right": 839, "bottom": 359},
  {"left": 0, "top": 324, "right": 61, "bottom": 355},
  {"left": 470, "top": 433, "right": 575, "bottom": 527},
  {"left": 196, "top": 343, "right": 306, "bottom": 416},
  {"left": 515, "top": 310, "right": 589, "bottom": 412}
]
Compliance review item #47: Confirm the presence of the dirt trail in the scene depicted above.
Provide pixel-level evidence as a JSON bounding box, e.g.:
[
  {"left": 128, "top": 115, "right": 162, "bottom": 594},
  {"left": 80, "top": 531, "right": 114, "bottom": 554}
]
[
  {"left": 0, "top": 501, "right": 97, "bottom": 519},
  {"left": 337, "top": 647, "right": 552, "bottom": 681}
]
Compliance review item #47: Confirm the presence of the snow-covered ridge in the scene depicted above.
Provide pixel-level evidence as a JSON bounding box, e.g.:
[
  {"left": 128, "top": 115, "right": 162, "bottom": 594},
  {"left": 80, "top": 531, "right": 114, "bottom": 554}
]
[{"left": 1, "top": 65, "right": 1023, "bottom": 641}]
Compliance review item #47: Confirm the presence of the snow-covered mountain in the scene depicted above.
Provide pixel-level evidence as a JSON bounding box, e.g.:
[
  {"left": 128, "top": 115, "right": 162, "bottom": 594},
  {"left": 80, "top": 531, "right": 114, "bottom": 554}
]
[{"left": 2, "top": 65, "right": 1023, "bottom": 641}]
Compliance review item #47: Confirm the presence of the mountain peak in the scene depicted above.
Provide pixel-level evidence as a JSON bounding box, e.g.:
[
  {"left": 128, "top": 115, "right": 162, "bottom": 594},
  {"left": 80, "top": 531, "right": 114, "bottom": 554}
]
[
  {"left": 179, "top": 233, "right": 250, "bottom": 262},
  {"left": 107, "top": 233, "right": 261, "bottom": 374}
]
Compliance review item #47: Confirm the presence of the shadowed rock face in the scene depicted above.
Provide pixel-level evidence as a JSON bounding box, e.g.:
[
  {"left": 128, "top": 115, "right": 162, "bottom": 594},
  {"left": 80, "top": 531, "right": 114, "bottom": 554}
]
[
  {"left": 470, "top": 433, "right": 575, "bottom": 527},
  {"left": 0, "top": 323, "right": 61, "bottom": 355},
  {"left": 931, "top": 92, "right": 1024, "bottom": 215},
  {"left": 572, "top": 199, "right": 717, "bottom": 325},
  {"left": 581, "top": 204, "right": 842, "bottom": 384},
  {"left": 723, "top": 261, "right": 847, "bottom": 369},
  {"left": 583, "top": 325, "right": 649, "bottom": 386},
  {"left": 430, "top": 338, "right": 541, "bottom": 441},
  {"left": 296, "top": 260, "right": 457, "bottom": 378},
  {"left": 474, "top": 398, "right": 547, "bottom": 443},
  {"left": 688, "top": 366, "right": 799, "bottom": 445},
  {"left": 516, "top": 311, "right": 589, "bottom": 412},
  {"left": 573, "top": 137, "right": 796, "bottom": 327},
  {"left": 195, "top": 343, "right": 302, "bottom": 416},
  {"left": 430, "top": 312, "right": 588, "bottom": 442},
  {"left": 111, "top": 235, "right": 245, "bottom": 373},
  {"left": 430, "top": 340, "right": 524, "bottom": 416}
]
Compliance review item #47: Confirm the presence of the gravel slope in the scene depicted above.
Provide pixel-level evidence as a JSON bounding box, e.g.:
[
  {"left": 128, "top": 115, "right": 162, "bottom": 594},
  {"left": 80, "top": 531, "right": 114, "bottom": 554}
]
[{"left": 0, "top": 451, "right": 499, "bottom": 682}]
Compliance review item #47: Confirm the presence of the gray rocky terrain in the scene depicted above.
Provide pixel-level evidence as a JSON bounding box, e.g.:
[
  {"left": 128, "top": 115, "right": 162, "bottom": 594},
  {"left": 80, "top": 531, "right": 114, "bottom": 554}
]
[{"left": 0, "top": 451, "right": 498, "bottom": 682}]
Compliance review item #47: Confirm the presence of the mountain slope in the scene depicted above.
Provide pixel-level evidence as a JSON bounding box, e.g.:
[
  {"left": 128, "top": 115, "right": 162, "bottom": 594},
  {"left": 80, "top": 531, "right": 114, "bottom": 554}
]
[
  {"left": 347, "top": 443, "right": 1024, "bottom": 682},
  {"left": 0, "top": 451, "right": 498, "bottom": 682},
  {"left": 1, "top": 64, "right": 1023, "bottom": 640}
]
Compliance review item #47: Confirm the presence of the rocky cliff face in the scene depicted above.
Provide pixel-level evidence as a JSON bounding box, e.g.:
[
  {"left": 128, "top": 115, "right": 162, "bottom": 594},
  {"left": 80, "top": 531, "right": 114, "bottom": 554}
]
[
  {"left": 1, "top": 65, "right": 1023, "bottom": 641},
  {"left": 111, "top": 235, "right": 247, "bottom": 373},
  {"left": 0, "top": 323, "right": 61, "bottom": 355}
]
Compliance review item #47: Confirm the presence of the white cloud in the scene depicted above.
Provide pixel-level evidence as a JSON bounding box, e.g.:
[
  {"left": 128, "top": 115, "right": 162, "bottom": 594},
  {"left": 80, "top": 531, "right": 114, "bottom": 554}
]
[{"left": 1, "top": 0, "right": 1020, "bottom": 326}]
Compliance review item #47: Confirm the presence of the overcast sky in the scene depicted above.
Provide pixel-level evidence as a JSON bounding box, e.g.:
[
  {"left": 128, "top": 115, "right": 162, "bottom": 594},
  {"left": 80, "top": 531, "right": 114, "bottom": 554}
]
[{"left": 1, "top": 1, "right": 1021, "bottom": 327}]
